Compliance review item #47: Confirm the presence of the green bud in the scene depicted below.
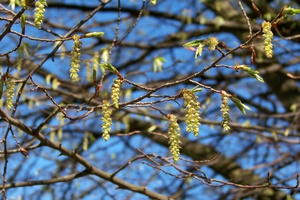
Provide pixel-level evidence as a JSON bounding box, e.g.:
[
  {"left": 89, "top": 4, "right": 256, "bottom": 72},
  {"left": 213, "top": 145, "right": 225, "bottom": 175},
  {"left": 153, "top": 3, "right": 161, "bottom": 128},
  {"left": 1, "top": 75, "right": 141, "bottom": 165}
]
[{"left": 83, "top": 32, "right": 105, "bottom": 38}]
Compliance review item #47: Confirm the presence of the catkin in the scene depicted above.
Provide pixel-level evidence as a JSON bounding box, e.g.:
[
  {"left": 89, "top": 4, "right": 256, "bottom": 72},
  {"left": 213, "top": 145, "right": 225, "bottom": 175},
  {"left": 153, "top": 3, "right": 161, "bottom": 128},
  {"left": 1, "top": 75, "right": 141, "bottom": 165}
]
[
  {"left": 6, "top": 78, "right": 16, "bottom": 110},
  {"left": 262, "top": 21, "right": 273, "bottom": 58},
  {"left": 101, "top": 100, "right": 112, "bottom": 141},
  {"left": 167, "top": 114, "right": 181, "bottom": 163},
  {"left": 111, "top": 78, "right": 122, "bottom": 109},
  {"left": 34, "top": 0, "right": 47, "bottom": 28},
  {"left": 221, "top": 91, "right": 230, "bottom": 132},
  {"left": 182, "top": 89, "right": 201, "bottom": 136},
  {"left": 69, "top": 34, "right": 82, "bottom": 82}
]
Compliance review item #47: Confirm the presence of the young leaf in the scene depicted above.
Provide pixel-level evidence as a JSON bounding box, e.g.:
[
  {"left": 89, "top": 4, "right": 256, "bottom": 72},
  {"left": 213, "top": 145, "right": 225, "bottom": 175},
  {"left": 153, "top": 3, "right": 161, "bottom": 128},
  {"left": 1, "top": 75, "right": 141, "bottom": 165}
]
[
  {"left": 100, "top": 62, "right": 119, "bottom": 74},
  {"left": 195, "top": 43, "right": 204, "bottom": 58},
  {"left": 283, "top": 6, "right": 300, "bottom": 16},
  {"left": 101, "top": 48, "right": 109, "bottom": 63},
  {"left": 9, "top": 0, "right": 16, "bottom": 10},
  {"left": 190, "top": 86, "right": 203, "bottom": 93},
  {"left": 234, "top": 65, "right": 264, "bottom": 83},
  {"left": 183, "top": 39, "right": 204, "bottom": 47},
  {"left": 229, "top": 95, "right": 251, "bottom": 114},
  {"left": 153, "top": 57, "right": 166, "bottom": 72}
]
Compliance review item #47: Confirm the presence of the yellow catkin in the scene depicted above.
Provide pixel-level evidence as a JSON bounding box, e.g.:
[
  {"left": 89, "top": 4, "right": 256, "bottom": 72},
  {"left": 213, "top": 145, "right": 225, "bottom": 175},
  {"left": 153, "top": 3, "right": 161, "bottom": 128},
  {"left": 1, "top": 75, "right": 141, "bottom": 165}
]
[
  {"left": 111, "top": 78, "right": 122, "bottom": 109},
  {"left": 221, "top": 91, "right": 230, "bottom": 132},
  {"left": 69, "top": 34, "right": 82, "bottom": 82},
  {"left": 101, "top": 100, "right": 112, "bottom": 141},
  {"left": 6, "top": 77, "right": 16, "bottom": 110},
  {"left": 34, "top": 0, "right": 47, "bottom": 28},
  {"left": 182, "top": 89, "right": 201, "bottom": 136},
  {"left": 167, "top": 114, "right": 181, "bottom": 163},
  {"left": 262, "top": 21, "right": 273, "bottom": 58}
]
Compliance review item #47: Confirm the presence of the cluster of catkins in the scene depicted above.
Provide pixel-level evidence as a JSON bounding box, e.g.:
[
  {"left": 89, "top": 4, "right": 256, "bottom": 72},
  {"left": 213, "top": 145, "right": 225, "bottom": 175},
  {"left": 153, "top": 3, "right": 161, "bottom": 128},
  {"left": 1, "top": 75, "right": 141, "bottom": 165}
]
[{"left": 167, "top": 89, "right": 202, "bottom": 162}]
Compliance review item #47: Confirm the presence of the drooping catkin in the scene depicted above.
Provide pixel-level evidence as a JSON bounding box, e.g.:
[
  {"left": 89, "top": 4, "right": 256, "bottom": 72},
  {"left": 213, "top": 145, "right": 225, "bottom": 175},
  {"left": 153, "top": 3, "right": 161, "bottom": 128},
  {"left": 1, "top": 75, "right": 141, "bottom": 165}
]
[
  {"left": 6, "top": 77, "right": 16, "bottom": 110},
  {"left": 262, "top": 21, "right": 273, "bottom": 58},
  {"left": 221, "top": 91, "right": 230, "bottom": 132},
  {"left": 101, "top": 100, "right": 112, "bottom": 141},
  {"left": 69, "top": 34, "right": 82, "bottom": 82},
  {"left": 111, "top": 78, "right": 122, "bottom": 109},
  {"left": 167, "top": 114, "right": 181, "bottom": 163},
  {"left": 34, "top": 0, "right": 47, "bottom": 28},
  {"left": 182, "top": 89, "right": 201, "bottom": 136}
]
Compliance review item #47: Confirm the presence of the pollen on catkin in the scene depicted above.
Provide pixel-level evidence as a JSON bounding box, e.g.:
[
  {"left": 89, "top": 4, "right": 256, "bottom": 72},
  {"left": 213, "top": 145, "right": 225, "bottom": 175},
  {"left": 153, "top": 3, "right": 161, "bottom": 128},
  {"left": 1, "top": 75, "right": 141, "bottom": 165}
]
[
  {"left": 167, "top": 114, "right": 181, "bottom": 163},
  {"left": 6, "top": 77, "right": 16, "bottom": 110},
  {"left": 262, "top": 21, "right": 273, "bottom": 58},
  {"left": 34, "top": 0, "right": 47, "bottom": 28},
  {"left": 111, "top": 78, "right": 122, "bottom": 109},
  {"left": 69, "top": 34, "right": 82, "bottom": 82},
  {"left": 182, "top": 89, "right": 201, "bottom": 137},
  {"left": 221, "top": 91, "right": 230, "bottom": 132},
  {"left": 101, "top": 100, "right": 113, "bottom": 141}
]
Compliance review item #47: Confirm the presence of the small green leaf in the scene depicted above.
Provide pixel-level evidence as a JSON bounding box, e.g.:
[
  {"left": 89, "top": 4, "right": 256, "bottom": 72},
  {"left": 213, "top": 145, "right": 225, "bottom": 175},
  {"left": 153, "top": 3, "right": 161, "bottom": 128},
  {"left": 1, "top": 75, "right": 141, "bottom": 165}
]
[
  {"left": 9, "top": 0, "right": 16, "bottom": 10},
  {"left": 283, "top": 6, "right": 300, "bottom": 16},
  {"left": 234, "top": 65, "right": 264, "bottom": 83},
  {"left": 229, "top": 95, "right": 251, "bottom": 114},
  {"left": 183, "top": 39, "right": 204, "bottom": 47},
  {"left": 100, "top": 62, "right": 119, "bottom": 74},
  {"left": 153, "top": 57, "right": 166, "bottom": 72},
  {"left": 101, "top": 49, "right": 109, "bottom": 63},
  {"left": 190, "top": 86, "right": 203, "bottom": 93},
  {"left": 195, "top": 43, "right": 204, "bottom": 58}
]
